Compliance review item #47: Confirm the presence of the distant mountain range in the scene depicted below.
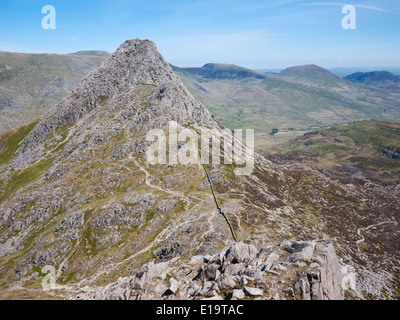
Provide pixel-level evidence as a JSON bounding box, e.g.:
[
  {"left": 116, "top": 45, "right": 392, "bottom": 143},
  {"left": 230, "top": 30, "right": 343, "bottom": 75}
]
[
  {"left": 1, "top": 50, "right": 400, "bottom": 154},
  {"left": 255, "top": 67, "right": 400, "bottom": 77},
  {"left": 173, "top": 62, "right": 400, "bottom": 152}
]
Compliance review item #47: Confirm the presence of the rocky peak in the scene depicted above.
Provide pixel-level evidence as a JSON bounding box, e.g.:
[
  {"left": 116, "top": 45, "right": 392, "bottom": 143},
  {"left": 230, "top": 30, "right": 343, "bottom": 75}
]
[
  {"left": 8, "top": 39, "right": 216, "bottom": 170},
  {"left": 75, "top": 39, "right": 179, "bottom": 97}
]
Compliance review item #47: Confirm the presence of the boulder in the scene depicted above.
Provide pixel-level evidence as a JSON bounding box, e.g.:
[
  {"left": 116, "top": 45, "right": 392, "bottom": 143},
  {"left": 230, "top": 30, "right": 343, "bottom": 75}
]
[
  {"left": 285, "top": 241, "right": 316, "bottom": 262},
  {"left": 232, "top": 289, "right": 245, "bottom": 300},
  {"left": 224, "top": 242, "right": 258, "bottom": 264},
  {"left": 243, "top": 286, "right": 263, "bottom": 296}
]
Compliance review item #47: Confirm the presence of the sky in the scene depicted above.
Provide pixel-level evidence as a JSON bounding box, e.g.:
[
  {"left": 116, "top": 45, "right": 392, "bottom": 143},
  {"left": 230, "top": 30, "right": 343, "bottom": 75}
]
[{"left": 0, "top": 0, "right": 399, "bottom": 69}]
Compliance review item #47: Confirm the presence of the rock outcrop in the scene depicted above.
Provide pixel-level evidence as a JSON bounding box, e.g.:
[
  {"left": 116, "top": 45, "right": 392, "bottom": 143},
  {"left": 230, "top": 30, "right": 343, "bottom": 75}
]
[{"left": 70, "top": 241, "right": 346, "bottom": 300}]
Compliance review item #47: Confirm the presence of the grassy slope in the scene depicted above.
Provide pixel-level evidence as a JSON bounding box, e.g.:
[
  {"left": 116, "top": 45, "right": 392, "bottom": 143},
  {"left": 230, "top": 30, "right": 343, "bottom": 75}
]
[
  {"left": 268, "top": 120, "right": 400, "bottom": 189},
  {"left": 176, "top": 66, "right": 400, "bottom": 153}
]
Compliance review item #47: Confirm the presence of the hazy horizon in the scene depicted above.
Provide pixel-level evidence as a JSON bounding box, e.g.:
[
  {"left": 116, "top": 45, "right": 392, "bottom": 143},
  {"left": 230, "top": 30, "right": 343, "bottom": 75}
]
[{"left": 2, "top": 46, "right": 400, "bottom": 74}]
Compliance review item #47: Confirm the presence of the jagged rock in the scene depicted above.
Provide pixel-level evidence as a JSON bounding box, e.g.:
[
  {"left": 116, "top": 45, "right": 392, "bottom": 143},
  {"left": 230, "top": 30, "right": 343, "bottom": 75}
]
[
  {"left": 169, "top": 278, "right": 180, "bottom": 294},
  {"left": 198, "top": 263, "right": 220, "bottom": 281},
  {"left": 232, "top": 289, "right": 245, "bottom": 300},
  {"left": 295, "top": 278, "right": 311, "bottom": 300},
  {"left": 219, "top": 275, "right": 240, "bottom": 290},
  {"left": 292, "top": 241, "right": 344, "bottom": 300},
  {"left": 188, "top": 255, "right": 204, "bottom": 266},
  {"left": 272, "top": 292, "right": 280, "bottom": 300},
  {"left": 186, "top": 281, "right": 200, "bottom": 297},
  {"left": 196, "top": 281, "right": 214, "bottom": 297},
  {"left": 244, "top": 286, "right": 263, "bottom": 296},
  {"left": 163, "top": 278, "right": 180, "bottom": 296},
  {"left": 272, "top": 263, "right": 288, "bottom": 271},
  {"left": 285, "top": 241, "right": 316, "bottom": 262},
  {"left": 155, "top": 241, "right": 186, "bottom": 261},
  {"left": 133, "top": 261, "right": 171, "bottom": 290},
  {"left": 223, "top": 263, "right": 246, "bottom": 276},
  {"left": 260, "top": 251, "right": 280, "bottom": 270},
  {"left": 155, "top": 200, "right": 177, "bottom": 213},
  {"left": 294, "top": 262, "right": 307, "bottom": 268},
  {"left": 55, "top": 211, "right": 84, "bottom": 232},
  {"left": 107, "top": 288, "right": 130, "bottom": 300},
  {"left": 124, "top": 193, "right": 158, "bottom": 207},
  {"left": 312, "top": 241, "right": 344, "bottom": 300},
  {"left": 224, "top": 242, "right": 258, "bottom": 264},
  {"left": 239, "top": 276, "right": 249, "bottom": 286},
  {"left": 244, "top": 268, "right": 263, "bottom": 279}
]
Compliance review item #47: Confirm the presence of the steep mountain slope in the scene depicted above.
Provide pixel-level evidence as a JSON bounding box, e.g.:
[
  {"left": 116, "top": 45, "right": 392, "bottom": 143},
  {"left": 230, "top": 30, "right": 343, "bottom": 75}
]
[
  {"left": 0, "top": 51, "right": 107, "bottom": 133},
  {"left": 0, "top": 39, "right": 399, "bottom": 300}
]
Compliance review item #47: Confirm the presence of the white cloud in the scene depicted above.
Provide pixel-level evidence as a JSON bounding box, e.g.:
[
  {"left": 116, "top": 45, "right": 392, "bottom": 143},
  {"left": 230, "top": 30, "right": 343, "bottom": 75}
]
[{"left": 304, "top": 2, "right": 392, "bottom": 13}]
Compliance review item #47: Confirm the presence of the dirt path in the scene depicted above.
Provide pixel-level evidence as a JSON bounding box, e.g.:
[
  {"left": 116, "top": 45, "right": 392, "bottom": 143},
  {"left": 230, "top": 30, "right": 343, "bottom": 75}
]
[{"left": 356, "top": 220, "right": 398, "bottom": 251}]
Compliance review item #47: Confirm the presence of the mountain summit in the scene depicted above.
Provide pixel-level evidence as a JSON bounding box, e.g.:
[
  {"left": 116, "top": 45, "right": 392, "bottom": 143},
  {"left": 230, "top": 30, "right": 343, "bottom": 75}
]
[
  {"left": 10, "top": 39, "right": 216, "bottom": 170},
  {"left": 0, "top": 39, "right": 399, "bottom": 300},
  {"left": 278, "top": 64, "right": 341, "bottom": 87}
]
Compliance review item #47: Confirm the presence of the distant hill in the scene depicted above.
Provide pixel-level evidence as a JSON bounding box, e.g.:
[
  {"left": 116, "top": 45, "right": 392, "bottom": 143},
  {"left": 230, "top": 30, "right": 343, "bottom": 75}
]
[
  {"left": 344, "top": 71, "right": 400, "bottom": 90},
  {"left": 277, "top": 64, "right": 343, "bottom": 87},
  {"left": 330, "top": 67, "right": 400, "bottom": 77},
  {"left": 172, "top": 63, "right": 266, "bottom": 80},
  {"left": 69, "top": 50, "right": 111, "bottom": 57},
  {"left": 0, "top": 51, "right": 106, "bottom": 132}
]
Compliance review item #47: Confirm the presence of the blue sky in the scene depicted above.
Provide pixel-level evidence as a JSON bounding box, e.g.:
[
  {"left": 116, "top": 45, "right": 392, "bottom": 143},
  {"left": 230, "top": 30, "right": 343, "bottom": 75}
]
[{"left": 0, "top": 0, "right": 399, "bottom": 69}]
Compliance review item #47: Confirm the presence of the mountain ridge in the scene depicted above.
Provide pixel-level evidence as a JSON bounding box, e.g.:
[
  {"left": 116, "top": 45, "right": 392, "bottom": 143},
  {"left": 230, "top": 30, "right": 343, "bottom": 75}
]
[{"left": 0, "top": 40, "right": 399, "bottom": 300}]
